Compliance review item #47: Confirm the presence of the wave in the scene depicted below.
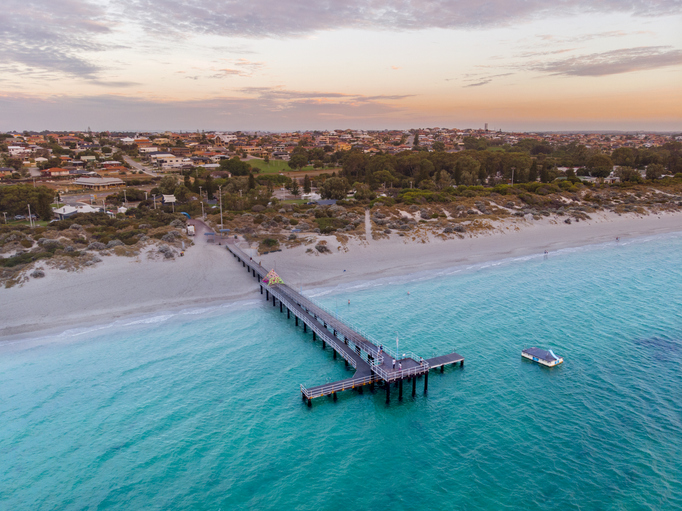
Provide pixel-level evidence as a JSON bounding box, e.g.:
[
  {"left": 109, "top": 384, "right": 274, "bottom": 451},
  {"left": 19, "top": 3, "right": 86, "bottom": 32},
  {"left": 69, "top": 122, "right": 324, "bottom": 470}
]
[{"left": 303, "top": 230, "right": 682, "bottom": 299}]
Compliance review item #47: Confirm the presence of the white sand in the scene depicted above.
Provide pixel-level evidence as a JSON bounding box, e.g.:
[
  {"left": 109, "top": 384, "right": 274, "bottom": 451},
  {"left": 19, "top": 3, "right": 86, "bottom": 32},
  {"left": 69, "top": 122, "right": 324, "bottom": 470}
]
[{"left": 1, "top": 211, "right": 680, "bottom": 340}]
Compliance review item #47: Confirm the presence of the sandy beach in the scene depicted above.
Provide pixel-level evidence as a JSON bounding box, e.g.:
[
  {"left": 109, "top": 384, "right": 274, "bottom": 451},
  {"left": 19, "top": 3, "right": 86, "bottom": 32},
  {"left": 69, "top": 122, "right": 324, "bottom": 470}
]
[{"left": 1, "top": 211, "right": 680, "bottom": 340}]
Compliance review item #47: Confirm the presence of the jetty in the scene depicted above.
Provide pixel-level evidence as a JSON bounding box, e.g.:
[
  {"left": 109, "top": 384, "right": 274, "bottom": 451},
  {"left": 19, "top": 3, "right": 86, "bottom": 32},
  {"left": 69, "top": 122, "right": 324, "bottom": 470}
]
[{"left": 226, "top": 240, "right": 464, "bottom": 406}]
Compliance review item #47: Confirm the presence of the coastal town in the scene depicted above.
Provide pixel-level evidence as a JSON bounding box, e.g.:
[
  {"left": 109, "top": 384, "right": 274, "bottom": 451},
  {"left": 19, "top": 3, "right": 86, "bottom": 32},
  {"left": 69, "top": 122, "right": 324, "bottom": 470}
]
[{"left": 2, "top": 127, "right": 682, "bottom": 288}]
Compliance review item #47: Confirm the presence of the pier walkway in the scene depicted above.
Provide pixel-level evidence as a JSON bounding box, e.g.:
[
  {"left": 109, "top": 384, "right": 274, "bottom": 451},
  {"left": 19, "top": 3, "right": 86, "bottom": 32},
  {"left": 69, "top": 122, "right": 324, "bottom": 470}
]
[{"left": 226, "top": 239, "right": 463, "bottom": 406}]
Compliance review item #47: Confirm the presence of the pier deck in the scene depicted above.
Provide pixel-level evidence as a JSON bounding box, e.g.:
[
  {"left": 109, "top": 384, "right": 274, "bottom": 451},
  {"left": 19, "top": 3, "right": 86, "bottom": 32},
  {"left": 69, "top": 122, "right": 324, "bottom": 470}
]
[{"left": 226, "top": 239, "right": 463, "bottom": 405}]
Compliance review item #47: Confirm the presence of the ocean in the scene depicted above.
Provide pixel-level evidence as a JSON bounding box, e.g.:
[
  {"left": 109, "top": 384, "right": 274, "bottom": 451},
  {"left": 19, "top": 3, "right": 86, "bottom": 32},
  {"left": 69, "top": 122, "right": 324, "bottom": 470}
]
[{"left": 1, "top": 233, "right": 681, "bottom": 510}]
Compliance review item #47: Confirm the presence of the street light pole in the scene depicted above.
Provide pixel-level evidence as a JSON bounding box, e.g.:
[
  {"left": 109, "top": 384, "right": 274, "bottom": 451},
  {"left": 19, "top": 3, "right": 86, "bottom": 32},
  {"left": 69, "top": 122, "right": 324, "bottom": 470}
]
[{"left": 219, "top": 185, "right": 223, "bottom": 229}]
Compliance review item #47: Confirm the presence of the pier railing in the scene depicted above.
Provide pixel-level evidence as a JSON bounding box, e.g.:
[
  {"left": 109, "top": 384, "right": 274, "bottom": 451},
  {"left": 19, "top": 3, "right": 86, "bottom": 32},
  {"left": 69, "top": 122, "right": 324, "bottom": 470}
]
[
  {"left": 271, "top": 287, "right": 359, "bottom": 371},
  {"left": 302, "top": 297, "right": 385, "bottom": 353},
  {"left": 372, "top": 362, "right": 430, "bottom": 382},
  {"left": 300, "top": 374, "right": 376, "bottom": 399}
]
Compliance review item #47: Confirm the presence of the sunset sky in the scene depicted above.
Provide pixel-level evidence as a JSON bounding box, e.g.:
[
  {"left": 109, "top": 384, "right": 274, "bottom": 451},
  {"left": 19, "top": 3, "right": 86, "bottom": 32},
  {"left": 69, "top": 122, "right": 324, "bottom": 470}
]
[{"left": 2, "top": 0, "right": 681, "bottom": 131}]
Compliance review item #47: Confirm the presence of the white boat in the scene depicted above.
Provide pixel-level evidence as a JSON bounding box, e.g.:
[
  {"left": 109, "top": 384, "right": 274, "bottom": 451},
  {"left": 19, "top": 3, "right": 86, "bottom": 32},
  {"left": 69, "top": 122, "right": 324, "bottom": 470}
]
[{"left": 522, "top": 347, "right": 563, "bottom": 367}]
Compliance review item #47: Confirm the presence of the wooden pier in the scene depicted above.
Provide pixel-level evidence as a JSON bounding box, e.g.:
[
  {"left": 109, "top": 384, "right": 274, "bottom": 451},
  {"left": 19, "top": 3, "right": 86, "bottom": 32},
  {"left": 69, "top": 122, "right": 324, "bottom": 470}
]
[{"left": 226, "top": 240, "right": 464, "bottom": 406}]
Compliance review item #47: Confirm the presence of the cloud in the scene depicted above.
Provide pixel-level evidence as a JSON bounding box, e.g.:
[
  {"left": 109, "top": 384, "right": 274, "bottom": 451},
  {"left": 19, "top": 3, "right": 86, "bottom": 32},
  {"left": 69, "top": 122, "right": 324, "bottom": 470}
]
[
  {"left": 119, "top": 0, "right": 680, "bottom": 38},
  {"left": 0, "top": 0, "right": 126, "bottom": 82},
  {"left": 462, "top": 72, "right": 514, "bottom": 87},
  {"left": 535, "top": 30, "right": 655, "bottom": 45},
  {"left": 464, "top": 79, "right": 493, "bottom": 87},
  {"left": 532, "top": 46, "right": 682, "bottom": 76},
  {"left": 0, "top": 89, "right": 413, "bottom": 130}
]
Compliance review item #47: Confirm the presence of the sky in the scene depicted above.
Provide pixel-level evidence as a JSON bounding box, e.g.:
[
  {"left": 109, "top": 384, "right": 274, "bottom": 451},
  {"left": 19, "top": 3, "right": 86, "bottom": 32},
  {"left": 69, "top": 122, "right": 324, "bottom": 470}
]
[{"left": 1, "top": 0, "right": 681, "bottom": 132}]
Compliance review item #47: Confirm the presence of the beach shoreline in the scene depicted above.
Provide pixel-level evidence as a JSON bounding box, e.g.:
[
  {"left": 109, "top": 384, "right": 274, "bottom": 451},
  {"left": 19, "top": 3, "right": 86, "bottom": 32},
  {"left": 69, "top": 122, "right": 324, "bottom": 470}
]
[{"left": 1, "top": 210, "right": 680, "bottom": 342}]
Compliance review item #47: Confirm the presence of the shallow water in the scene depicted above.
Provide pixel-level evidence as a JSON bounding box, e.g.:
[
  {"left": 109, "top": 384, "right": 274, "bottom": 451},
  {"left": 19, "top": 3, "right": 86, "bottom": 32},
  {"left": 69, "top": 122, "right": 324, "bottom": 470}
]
[{"left": 1, "top": 234, "right": 681, "bottom": 510}]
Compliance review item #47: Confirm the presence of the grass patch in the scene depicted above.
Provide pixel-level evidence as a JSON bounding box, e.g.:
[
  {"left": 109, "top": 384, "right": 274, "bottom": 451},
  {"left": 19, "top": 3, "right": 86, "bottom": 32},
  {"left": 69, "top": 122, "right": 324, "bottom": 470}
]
[{"left": 248, "top": 159, "right": 291, "bottom": 174}]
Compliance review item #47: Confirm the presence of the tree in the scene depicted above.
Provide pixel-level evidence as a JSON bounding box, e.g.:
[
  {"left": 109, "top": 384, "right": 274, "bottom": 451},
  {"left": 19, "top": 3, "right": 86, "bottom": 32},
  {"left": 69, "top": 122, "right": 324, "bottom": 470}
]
[
  {"left": 263, "top": 154, "right": 270, "bottom": 164},
  {"left": 174, "top": 185, "right": 191, "bottom": 202},
  {"left": 205, "top": 174, "right": 215, "bottom": 199},
  {"left": 248, "top": 173, "right": 256, "bottom": 190},
  {"left": 540, "top": 164, "right": 550, "bottom": 183},
  {"left": 432, "top": 141, "right": 445, "bottom": 152},
  {"left": 455, "top": 156, "right": 480, "bottom": 185},
  {"left": 611, "top": 147, "right": 635, "bottom": 167},
  {"left": 303, "top": 174, "right": 311, "bottom": 194},
  {"left": 0, "top": 184, "right": 54, "bottom": 220},
  {"left": 587, "top": 153, "right": 614, "bottom": 178},
  {"left": 220, "top": 156, "right": 251, "bottom": 176},
  {"left": 159, "top": 175, "right": 178, "bottom": 195},
  {"left": 320, "top": 177, "right": 350, "bottom": 199},
  {"left": 288, "top": 153, "right": 307, "bottom": 170},
  {"left": 288, "top": 180, "right": 300, "bottom": 197},
  {"left": 646, "top": 163, "right": 664, "bottom": 181},
  {"left": 615, "top": 166, "right": 643, "bottom": 183},
  {"left": 528, "top": 160, "right": 538, "bottom": 182}
]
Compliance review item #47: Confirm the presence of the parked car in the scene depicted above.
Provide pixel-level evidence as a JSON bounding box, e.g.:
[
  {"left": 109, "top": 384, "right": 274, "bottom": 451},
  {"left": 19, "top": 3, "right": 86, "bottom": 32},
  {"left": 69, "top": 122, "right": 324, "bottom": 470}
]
[{"left": 14, "top": 215, "right": 25, "bottom": 220}]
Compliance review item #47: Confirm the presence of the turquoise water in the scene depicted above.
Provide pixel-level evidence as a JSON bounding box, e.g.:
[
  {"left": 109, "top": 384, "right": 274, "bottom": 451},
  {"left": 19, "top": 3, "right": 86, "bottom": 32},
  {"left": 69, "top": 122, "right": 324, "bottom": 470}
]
[{"left": 2, "top": 234, "right": 682, "bottom": 510}]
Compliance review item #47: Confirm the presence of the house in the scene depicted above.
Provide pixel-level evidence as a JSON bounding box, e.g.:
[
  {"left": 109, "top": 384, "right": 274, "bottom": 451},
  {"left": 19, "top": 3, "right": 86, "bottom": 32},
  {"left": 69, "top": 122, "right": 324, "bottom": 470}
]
[
  {"left": 41, "top": 167, "right": 70, "bottom": 178},
  {"left": 73, "top": 177, "right": 124, "bottom": 190},
  {"left": 98, "top": 165, "right": 128, "bottom": 173},
  {"left": 8, "top": 146, "right": 31, "bottom": 157},
  {"left": 53, "top": 204, "right": 103, "bottom": 220}
]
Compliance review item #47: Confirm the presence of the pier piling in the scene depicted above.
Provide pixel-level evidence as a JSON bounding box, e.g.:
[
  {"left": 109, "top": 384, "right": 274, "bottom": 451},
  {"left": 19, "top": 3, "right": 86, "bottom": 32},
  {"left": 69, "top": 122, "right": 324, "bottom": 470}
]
[
  {"left": 424, "top": 372, "right": 429, "bottom": 394},
  {"left": 399, "top": 379, "right": 403, "bottom": 401},
  {"left": 412, "top": 377, "right": 416, "bottom": 397},
  {"left": 386, "top": 383, "right": 390, "bottom": 404}
]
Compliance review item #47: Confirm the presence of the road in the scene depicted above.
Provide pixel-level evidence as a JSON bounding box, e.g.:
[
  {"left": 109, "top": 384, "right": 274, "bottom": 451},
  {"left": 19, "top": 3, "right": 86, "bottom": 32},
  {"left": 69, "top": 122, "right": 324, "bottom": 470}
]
[{"left": 123, "top": 155, "right": 157, "bottom": 176}]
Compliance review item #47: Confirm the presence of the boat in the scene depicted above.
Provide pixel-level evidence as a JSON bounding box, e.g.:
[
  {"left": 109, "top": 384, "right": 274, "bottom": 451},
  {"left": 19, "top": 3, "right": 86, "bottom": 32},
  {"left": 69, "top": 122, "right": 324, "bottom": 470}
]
[{"left": 522, "top": 347, "right": 563, "bottom": 367}]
